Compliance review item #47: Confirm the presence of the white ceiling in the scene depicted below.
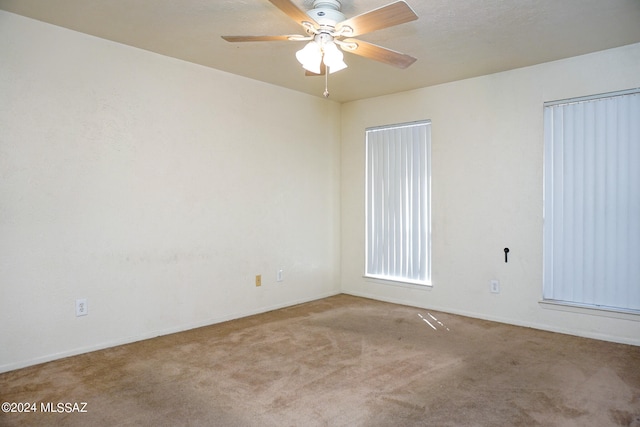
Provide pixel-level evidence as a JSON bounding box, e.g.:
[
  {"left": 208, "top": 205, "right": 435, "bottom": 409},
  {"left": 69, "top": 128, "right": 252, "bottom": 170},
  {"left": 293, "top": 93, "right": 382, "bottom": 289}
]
[{"left": 2, "top": 0, "right": 640, "bottom": 103}]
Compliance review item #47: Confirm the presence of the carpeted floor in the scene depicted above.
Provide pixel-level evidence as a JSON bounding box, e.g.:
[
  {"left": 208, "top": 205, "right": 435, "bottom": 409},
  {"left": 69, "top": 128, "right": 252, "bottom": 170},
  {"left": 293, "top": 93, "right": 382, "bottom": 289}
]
[{"left": 1, "top": 294, "right": 639, "bottom": 426}]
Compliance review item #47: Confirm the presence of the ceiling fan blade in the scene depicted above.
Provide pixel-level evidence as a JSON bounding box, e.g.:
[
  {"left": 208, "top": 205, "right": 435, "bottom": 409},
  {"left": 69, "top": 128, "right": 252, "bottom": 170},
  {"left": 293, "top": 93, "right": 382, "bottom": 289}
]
[
  {"left": 222, "top": 35, "right": 296, "bottom": 42},
  {"left": 343, "top": 38, "right": 417, "bottom": 69},
  {"left": 336, "top": 1, "right": 418, "bottom": 37},
  {"left": 268, "top": 0, "right": 318, "bottom": 27}
]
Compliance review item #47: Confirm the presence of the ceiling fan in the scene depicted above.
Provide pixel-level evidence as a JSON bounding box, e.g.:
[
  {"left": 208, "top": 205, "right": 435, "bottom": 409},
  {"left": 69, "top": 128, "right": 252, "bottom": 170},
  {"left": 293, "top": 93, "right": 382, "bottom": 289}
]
[{"left": 222, "top": 0, "right": 418, "bottom": 78}]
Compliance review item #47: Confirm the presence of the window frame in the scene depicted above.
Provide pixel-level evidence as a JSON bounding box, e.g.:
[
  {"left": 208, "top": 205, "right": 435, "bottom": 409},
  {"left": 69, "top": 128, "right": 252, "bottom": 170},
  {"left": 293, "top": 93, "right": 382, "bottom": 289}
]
[
  {"left": 364, "top": 120, "right": 432, "bottom": 287},
  {"left": 542, "top": 88, "right": 640, "bottom": 314}
]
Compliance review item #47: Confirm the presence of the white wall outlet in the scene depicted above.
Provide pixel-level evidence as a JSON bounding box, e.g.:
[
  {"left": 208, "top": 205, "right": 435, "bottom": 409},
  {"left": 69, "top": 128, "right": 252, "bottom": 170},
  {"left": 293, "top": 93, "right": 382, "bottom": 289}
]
[
  {"left": 76, "top": 298, "right": 88, "bottom": 317},
  {"left": 490, "top": 280, "right": 500, "bottom": 294},
  {"left": 277, "top": 269, "right": 283, "bottom": 282}
]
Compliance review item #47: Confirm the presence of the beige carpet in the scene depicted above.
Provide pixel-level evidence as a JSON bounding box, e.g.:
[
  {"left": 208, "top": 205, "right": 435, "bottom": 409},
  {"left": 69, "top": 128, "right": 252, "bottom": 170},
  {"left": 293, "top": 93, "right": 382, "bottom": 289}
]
[{"left": 1, "top": 294, "right": 639, "bottom": 426}]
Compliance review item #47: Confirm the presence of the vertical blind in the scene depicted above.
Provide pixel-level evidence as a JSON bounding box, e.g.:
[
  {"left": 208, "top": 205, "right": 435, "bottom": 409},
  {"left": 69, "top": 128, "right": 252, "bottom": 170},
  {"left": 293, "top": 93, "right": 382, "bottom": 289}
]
[
  {"left": 543, "top": 89, "right": 640, "bottom": 312},
  {"left": 365, "top": 121, "right": 431, "bottom": 285}
]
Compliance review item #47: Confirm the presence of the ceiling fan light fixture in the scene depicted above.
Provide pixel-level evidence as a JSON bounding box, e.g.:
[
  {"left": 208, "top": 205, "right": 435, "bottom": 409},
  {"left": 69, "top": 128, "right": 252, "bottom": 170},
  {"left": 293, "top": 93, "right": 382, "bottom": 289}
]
[
  {"left": 223, "top": 0, "right": 419, "bottom": 85},
  {"left": 296, "top": 41, "right": 322, "bottom": 74},
  {"left": 322, "top": 41, "right": 347, "bottom": 73}
]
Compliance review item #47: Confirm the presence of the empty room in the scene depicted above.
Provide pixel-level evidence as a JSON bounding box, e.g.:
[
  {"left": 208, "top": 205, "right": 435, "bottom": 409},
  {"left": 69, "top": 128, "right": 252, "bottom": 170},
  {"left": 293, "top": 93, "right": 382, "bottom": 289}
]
[{"left": 1, "top": 1, "right": 639, "bottom": 426}]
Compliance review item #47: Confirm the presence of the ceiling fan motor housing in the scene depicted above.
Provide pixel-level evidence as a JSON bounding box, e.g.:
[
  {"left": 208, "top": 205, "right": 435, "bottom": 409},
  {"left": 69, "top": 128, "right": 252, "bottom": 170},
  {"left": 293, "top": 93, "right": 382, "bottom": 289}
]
[
  {"left": 308, "top": 0, "right": 345, "bottom": 28},
  {"left": 312, "top": 0, "right": 341, "bottom": 10}
]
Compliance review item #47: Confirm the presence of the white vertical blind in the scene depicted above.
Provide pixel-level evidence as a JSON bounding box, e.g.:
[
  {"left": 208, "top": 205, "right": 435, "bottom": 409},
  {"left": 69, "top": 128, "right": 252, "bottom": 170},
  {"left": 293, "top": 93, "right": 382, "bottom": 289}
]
[
  {"left": 543, "top": 90, "right": 640, "bottom": 312},
  {"left": 365, "top": 121, "right": 431, "bottom": 285}
]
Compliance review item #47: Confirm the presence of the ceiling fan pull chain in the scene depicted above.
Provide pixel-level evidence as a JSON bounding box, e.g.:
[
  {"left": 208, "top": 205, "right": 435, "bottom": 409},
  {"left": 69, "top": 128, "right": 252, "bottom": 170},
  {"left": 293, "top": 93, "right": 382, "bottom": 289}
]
[{"left": 323, "top": 66, "right": 330, "bottom": 98}]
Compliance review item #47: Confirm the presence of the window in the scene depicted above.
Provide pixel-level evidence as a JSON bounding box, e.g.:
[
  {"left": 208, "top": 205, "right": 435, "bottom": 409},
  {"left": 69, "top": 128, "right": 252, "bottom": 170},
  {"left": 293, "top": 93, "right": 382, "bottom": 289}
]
[
  {"left": 365, "top": 120, "right": 431, "bottom": 286},
  {"left": 543, "top": 89, "right": 640, "bottom": 313}
]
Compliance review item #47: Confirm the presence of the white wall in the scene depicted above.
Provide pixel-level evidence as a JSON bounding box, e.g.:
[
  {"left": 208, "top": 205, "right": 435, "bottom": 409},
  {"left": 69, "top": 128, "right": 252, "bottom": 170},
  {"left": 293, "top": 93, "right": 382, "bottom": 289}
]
[
  {"left": 0, "top": 12, "right": 341, "bottom": 372},
  {"left": 341, "top": 43, "right": 640, "bottom": 345},
  {"left": 2, "top": 12, "right": 638, "bottom": 374}
]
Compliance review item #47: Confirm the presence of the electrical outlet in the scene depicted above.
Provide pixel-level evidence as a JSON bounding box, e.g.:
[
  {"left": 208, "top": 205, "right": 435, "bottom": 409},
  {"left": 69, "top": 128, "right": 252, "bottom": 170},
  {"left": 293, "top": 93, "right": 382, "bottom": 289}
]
[
  {"left": 76, "top": 298, "right": 88, "bottom": 317},
  {"left": 255, "top": 275, "right": 262, "bottom": 287},
  {"left": 277, "top": 269, "right": 283, "bottom": 282},
  {"left": 490, "top": 280, "right": 500, "bottom": 294}
]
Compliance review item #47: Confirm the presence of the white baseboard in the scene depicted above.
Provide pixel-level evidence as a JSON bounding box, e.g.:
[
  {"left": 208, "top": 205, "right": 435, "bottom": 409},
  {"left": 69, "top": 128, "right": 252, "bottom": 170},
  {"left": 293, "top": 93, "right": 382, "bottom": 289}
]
[
  {"left": 0, "top": 291, "right": 341, "bottom": 374},
  {"left": 342, "top": 290, "right": 640, "bottom": 347}
]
